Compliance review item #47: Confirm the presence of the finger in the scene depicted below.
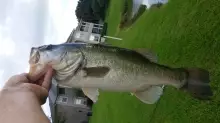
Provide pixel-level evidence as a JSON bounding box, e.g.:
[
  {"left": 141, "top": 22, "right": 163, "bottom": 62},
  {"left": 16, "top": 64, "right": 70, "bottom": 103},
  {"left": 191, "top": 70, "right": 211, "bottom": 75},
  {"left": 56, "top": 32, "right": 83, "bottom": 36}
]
[
  {"left": 16, "top": 73, "right": 29, "bottom": 83},
  {"left": 5, "top": 73, "right": 29, "bottom": 87},
  {"left": 41, "top": 67, "right": 53, "bottom": 91},
  {"left": 36, "top": 77, "right": 44, "bottom": 86},
  {"left": 28, "top": 68, "right": 47, "bottom": 82},
  {"left": 23, "top": 83, "right": 49, "bottom": 105}
]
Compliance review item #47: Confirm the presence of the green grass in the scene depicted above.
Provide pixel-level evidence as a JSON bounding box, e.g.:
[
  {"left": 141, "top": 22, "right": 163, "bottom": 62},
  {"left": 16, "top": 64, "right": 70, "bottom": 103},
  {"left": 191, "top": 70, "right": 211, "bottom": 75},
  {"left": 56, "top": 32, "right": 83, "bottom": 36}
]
[{"left": 90, "top": 0, "right": 220, "bottom": 123}]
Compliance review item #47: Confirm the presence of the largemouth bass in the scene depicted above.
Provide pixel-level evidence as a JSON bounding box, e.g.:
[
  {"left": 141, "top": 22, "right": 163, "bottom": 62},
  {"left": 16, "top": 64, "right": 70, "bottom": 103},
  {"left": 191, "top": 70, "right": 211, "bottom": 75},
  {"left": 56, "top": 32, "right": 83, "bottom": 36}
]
[{"left": 28, "top": 43, "right": 213, "bottom": 104}]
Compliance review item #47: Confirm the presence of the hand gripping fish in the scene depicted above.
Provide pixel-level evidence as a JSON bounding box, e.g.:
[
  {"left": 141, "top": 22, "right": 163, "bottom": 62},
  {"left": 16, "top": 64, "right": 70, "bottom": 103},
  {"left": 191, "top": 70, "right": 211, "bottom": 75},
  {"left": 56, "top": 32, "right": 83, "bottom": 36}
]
[{"left": 28, "top": 43, "right": 213, "bottom": 104}]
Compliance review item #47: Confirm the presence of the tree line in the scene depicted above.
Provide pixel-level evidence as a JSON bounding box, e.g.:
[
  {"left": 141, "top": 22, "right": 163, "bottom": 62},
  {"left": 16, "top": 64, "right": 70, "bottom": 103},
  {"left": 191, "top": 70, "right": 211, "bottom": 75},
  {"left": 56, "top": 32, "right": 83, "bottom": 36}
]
[{"left": 75, "top": 0, "right": 109, "bottom": 23}]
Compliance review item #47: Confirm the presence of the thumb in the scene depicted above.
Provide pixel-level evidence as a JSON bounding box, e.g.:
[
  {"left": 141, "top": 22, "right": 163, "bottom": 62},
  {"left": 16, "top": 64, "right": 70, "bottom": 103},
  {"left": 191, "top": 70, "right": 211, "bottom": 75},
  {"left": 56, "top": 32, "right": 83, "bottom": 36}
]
[{"left": 41, "top": 67, "right": 54, "bottom": 91}]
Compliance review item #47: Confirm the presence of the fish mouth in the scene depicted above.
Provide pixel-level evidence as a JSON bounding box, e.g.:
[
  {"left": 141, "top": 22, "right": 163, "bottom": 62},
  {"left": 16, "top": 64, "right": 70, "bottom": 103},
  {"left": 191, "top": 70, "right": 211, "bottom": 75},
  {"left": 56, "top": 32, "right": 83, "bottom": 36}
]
[
  {"left": 28, "top": 47, "right": 49, "bottom": 81},
  {"left": 29, "top": 48, "right": 40, "bottom": 64}
]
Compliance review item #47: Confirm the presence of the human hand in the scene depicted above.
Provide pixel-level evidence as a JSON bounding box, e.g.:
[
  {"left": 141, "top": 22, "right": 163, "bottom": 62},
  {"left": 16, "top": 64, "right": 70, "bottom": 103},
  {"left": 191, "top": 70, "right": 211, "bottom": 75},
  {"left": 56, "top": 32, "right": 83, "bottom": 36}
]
[{"left": 2, "top": 67, "right": 53, "bottom": 105}]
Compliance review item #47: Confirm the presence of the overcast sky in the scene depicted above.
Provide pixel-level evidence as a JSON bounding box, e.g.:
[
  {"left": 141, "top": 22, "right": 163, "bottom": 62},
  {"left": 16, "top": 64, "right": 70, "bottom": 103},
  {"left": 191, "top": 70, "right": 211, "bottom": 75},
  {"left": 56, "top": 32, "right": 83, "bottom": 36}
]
[{"left": 0, "top": 0, "right": 78, "bottom": 117}]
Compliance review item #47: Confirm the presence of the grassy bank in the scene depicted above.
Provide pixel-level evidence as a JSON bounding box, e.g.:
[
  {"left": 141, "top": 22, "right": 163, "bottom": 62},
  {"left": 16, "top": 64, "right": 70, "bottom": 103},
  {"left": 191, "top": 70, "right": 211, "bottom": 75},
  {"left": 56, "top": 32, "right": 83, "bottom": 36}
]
[{"left": 90, "top": 0, "right": 220, "bottom": 123}]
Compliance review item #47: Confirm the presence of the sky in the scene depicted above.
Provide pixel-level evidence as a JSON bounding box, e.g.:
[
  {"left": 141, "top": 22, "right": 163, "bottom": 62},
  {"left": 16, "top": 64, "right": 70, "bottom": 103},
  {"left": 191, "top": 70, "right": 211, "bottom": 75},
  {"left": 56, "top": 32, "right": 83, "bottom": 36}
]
[{"left": 0, "top": 0, "right": 78, "bottom": 118}]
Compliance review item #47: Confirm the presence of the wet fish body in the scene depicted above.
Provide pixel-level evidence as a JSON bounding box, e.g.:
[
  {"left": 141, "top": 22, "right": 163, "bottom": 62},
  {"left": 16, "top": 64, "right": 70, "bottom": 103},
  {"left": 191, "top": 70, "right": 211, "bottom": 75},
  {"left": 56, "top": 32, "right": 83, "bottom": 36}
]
[{"left": 29, "top": 43, "right": 213, "bottom": 104}]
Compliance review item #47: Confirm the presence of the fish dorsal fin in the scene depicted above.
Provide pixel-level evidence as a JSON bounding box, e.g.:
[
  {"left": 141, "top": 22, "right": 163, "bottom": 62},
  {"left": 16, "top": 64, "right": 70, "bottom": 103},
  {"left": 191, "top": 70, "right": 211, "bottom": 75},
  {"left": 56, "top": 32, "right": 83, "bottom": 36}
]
[
  {"left": 82, "top": 66, "right": 110, "bottom": 78},
  {"left": 82, "top": 88, "right": 99, "bottom": 103},
  {"left": 133, "top": 86, "right": 164, "bottom": 104},
  {"left": 134, "top": 48, "right": 158, "bottom": 63}
]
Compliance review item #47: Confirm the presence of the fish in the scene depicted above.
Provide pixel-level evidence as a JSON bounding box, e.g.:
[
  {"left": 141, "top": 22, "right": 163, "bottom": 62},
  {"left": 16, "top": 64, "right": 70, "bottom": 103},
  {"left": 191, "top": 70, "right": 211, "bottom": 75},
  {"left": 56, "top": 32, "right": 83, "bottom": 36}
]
[{"left": 28, "top": 43, "right": 213, "bottom": 104}]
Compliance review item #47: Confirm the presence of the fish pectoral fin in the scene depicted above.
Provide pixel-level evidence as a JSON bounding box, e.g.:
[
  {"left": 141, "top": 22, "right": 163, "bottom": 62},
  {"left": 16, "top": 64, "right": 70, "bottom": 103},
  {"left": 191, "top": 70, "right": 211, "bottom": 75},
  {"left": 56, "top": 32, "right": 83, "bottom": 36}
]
[
  {"left": 82, "top": 88, "right": 99, "bottom": 103},
  {"left": 82, "top": 66, "right": 110, "bottom": 78},
  {"left": 133, "top": 86, "right": 164, "bottom": 104},
  {"left": 134, "top": 48, "right": 158, "bottom": 63}
]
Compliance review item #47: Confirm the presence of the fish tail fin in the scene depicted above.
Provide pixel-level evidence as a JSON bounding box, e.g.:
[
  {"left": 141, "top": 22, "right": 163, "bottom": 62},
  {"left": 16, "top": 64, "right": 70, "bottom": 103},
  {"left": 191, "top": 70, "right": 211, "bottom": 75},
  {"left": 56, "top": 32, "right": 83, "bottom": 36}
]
[{"left": 181, "top": 68, "right": 213, "bottom": 100}]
